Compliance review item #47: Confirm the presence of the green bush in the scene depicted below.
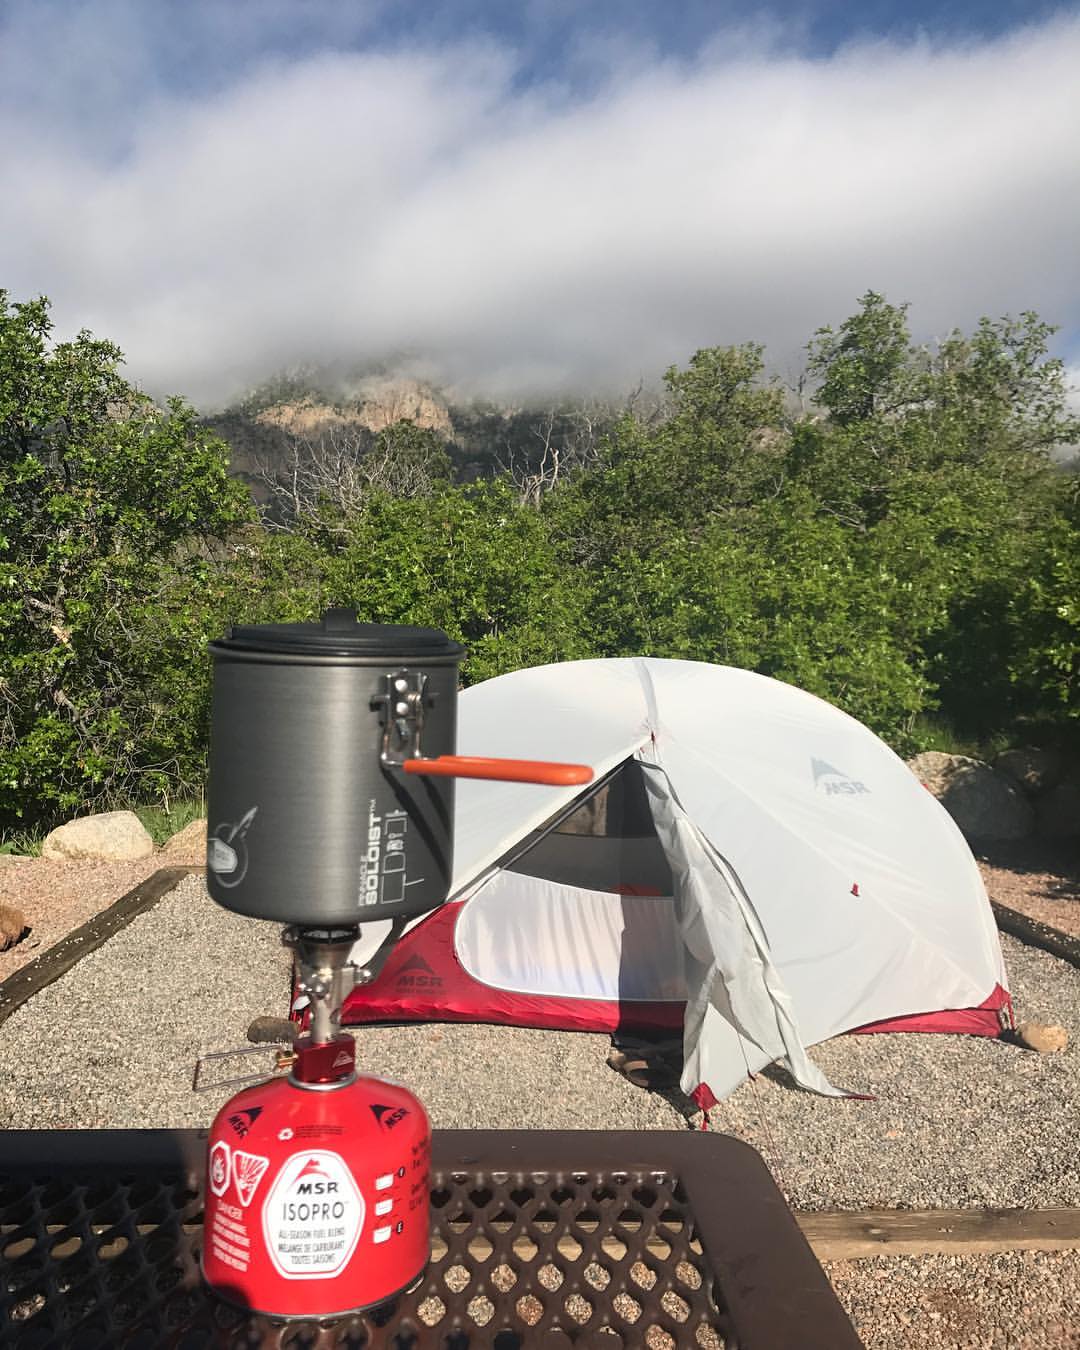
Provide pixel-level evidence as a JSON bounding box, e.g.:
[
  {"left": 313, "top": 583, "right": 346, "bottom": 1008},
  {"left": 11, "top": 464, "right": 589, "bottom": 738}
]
[
  {"left": 3, "top": 287, "right": 1076, "bottom": 830},
  {"left": 0, "top": 292, "right": 253, "bottom": 827}
]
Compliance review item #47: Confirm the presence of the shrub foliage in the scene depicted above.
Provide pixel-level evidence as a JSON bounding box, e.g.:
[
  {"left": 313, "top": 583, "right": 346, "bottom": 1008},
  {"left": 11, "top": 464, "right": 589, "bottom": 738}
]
[{"left": 2, "top": 288, "right": 1077, "bottom": 828}]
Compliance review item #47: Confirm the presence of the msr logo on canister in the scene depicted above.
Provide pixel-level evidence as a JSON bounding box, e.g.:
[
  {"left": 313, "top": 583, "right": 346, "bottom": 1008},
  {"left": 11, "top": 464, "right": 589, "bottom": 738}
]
[{"left": 262, "top": 1151, "right": 365, "bottom": 1280}]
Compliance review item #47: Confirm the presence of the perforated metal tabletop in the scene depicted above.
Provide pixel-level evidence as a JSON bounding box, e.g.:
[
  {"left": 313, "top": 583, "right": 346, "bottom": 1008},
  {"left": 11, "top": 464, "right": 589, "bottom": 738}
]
[{"left": 0, "top": 1130, "right": 861, "bottom": 1348}]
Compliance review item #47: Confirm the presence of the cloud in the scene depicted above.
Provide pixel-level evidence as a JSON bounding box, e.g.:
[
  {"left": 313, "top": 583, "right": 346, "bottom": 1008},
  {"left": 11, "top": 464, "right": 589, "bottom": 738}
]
[{"left": 2, "top": 8, "right": 1079, "bottom": 407}]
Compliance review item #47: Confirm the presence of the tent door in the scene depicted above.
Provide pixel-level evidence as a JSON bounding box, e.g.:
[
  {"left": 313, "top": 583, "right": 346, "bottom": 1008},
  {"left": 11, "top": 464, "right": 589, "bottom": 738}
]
[{"left": 636, "top": 750, "right": 842, "bottom": 1099}]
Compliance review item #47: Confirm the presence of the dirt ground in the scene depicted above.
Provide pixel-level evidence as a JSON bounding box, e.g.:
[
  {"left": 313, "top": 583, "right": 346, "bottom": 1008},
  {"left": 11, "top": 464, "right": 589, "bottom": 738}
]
[
  {"left": 0, "top": 836, "right": 205, "bottom": 981},
  {"left": 973, "top": 838, "right": 1080, "bottom": 938}
]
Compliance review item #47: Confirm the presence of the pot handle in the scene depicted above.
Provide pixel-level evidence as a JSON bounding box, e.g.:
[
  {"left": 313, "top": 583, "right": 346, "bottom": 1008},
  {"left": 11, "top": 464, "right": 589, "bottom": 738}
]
[{"left": 402, "top": 755, "right": 592, "bottom": 786}]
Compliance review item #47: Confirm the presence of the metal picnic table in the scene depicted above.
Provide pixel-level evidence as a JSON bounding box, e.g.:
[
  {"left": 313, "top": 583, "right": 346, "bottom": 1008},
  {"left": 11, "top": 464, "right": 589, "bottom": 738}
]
[{"left": 0, "top": 1129, "right": 862, "bottom": 1348}]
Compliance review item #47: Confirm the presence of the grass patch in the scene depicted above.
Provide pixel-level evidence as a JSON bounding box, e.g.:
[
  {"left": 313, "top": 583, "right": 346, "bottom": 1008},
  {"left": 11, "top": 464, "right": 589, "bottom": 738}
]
[
  {"left": 0, "top": 828, "right": 43, "bottom": 857},
  {"left": 905, "top": 713, "right": 1080, "bottom": 763},
  {"left": 133, "top": 798, "right": 205, "bottom": 847},
  {"left": 909, "top": 716, "right": 1015, "bottom": 760},
  {"left": 1, "top": 797, "right": 205, "bottom": 854}
]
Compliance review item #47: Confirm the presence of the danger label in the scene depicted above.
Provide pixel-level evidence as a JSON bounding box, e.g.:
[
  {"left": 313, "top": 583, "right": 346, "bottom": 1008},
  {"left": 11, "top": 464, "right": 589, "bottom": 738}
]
[
  {"left": 233, "top": 1150, "right": 269, "bottom": 1207},
  {"left": 263, "top": 1151, "right": 364, "bottom": 1279},
  {"left": 208, "top": 1140, "right": 231, "bottom": 1197}
]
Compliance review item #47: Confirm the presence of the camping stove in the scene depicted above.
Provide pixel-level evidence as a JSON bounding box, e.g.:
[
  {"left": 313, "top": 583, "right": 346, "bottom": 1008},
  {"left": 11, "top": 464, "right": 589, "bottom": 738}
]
[
  {"left": 201, "top": 927, "right": 433, "bottom": 1317},
  {"left": 197, "top": 610, "right": 589, "bottom": 1318}
]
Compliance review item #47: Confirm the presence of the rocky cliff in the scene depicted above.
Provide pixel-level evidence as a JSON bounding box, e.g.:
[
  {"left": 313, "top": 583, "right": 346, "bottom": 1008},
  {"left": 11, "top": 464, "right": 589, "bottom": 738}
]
[
  {"left": 204, "top": 377, "right": 456, "bottom": 502},
  {"left": 206, "top": 374, "right": 617, "bottom": 502}
]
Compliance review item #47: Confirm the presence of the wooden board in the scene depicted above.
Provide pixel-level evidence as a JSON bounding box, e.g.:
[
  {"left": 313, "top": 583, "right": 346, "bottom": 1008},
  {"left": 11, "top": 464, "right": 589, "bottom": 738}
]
[
  {"left": 797, "top": 1207, "right": 1080, "bottom": 1260},
  {"left": 991, "top": 901, "right": 1080, "bottom": 968},
  {"left": 533, "top": 1207, "right": 1080, "bottom": 1262},
  {"left": 0, "top": 865, "right": 200, "bottom": 1025}
]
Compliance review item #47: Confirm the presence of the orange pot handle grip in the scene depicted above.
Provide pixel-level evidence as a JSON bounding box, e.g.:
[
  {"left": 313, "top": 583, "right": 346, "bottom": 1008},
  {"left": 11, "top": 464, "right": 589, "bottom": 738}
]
[{"left": 402, "top": 756, "right": 592, "bottom": 786}]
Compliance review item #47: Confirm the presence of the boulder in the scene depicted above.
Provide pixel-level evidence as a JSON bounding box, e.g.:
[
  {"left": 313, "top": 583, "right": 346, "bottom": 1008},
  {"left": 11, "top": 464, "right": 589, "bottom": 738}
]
[
  {"left": 41, "top": 810, "right": 154, "bottom": 862},
  {"left": 906, "top": 752, "right": 1034, "bottom": 841},
  {"left": 993, "top": 746, "right": 1065, "bottom": 797},
  {"left": 1015, "top": 1021, "right": 1069, "bottom": 1054},
  {"left": 1035, "top": 774, "right": 1080, "bottom": 839},
  {"left": 161, "top": 818, "right": 207, "bottom": 858}
]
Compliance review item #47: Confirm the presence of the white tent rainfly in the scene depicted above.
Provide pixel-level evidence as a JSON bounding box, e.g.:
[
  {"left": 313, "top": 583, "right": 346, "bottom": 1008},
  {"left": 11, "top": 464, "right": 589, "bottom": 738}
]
[{"left": 343, "top": 658, "right": 1011, "bottom": 1112}]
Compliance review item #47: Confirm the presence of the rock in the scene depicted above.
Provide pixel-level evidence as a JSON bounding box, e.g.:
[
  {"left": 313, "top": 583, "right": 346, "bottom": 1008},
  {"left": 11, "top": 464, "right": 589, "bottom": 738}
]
[
  {"left": 161, "top": 818, "right": 207, "bottom": 858},
  {"left": 351, "top": 376, "right": 454, "bottom": 437},
  {"left": 0, "top": 904, "right": 27, "bottom": 950},
  {"left": 0, "top": 853, "right": 34, "bottom": 866},
  {"left": 906, "top": 752, "right": 1034, "bottom": 841},
  {"left": 41, "top": 811, "right": 154, "bottom": 862},
  {"left": 253, "top": 380, "right": 453, "bottom": 440},
  {"left": 993, "top": 747, "right": 1065, "bottom": 797},
  {"left": 1015, "top": 1021, "right": 1069, "bottom": 1054},
  {"left": 1035, "top": 773, "right": 1080, "bottom": 839}
]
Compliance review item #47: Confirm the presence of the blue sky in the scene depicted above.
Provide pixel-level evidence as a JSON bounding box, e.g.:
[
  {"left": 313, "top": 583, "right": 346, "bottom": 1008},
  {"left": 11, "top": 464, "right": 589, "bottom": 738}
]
[
  {"left": 7, "top": 2, "right": 1074, "bottom": 128},
  {"left": 2, "top": 0, "right": 1078, "bottom": 406}
]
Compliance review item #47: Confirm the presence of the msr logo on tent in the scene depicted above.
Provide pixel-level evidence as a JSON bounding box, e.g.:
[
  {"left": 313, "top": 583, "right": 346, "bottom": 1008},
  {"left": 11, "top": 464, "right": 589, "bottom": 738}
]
[
  {"left": 396, "top": 954, "right": 442, "bottom": 991},
  {"left": 811, "top": 758, "right": 870, "bottom": 796}
]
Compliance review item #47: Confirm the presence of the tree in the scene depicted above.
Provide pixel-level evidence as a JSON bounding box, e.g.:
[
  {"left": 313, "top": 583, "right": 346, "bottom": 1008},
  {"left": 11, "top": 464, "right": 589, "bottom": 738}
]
[
  {"left": 604, "top": 344, "right": 786, "bottom": 528},
  {"left": 0, "top": 292, "right": 253, "bottom": 824},
  {"left": 494, "top": 403, "right": 610, "bottom": 506},
  {"left": 561, "top": 344, "right": 787, "bottom": 576},
  {"left": 1006, "top": 486, "right": 1080, "bottom": 723},
  {"left": 301, "top": 477, "right": 593, "bottom": 684},
  {"left": 256, "top": 418, "right": 452, "bottom": 530},
  {"left": 805, "top": 290, "right": 913, "bottom": 425},
  {"left": 794, "top": 297, "right": 1078, "bottom": 522},
  {"left": 789, "top": 293, "right": 1080, "bottom": 736},
  {"left": 923, "top": 312, "right": 1080, "bottom": 461}
]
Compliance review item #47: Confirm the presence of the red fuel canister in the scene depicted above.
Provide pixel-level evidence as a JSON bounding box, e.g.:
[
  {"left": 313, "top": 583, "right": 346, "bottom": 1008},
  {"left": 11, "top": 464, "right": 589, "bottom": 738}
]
[{"left": 202, "top": 1039, "right": 430, "bottom": 1319}]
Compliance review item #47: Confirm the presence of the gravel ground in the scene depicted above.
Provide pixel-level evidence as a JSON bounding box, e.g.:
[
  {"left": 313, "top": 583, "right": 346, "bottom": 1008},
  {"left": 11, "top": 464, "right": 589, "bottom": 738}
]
[
  {"left": 826, "top": 1251, "right": 1080, "bottom": 1350},
  {"left": 0, "top": 873, "right": 293, "bottom": 1130},
  {"left": 0, "top": 855, "right": 167, "bottom": 980},
  {"left": 0, "top": 835, "right": 205, "bottom": 981},
  {"left": 701, "top": 931, "right": 1080, "bottom": 1211},
  {"left": 1, "top": 872, "right": 1076, "bottom": 1217},
  {"left": 0, "top": 874, "right": 686, "bottom": 1135},
  {"left": 1, "top": 871, "right": 1078, "bottom": 1346}
]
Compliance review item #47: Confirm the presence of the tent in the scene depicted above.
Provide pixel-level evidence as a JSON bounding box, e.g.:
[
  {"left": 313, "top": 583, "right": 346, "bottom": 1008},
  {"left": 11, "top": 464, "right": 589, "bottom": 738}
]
[{"left": 341, "top": 657, "right": 1010, "bottom": 1108}]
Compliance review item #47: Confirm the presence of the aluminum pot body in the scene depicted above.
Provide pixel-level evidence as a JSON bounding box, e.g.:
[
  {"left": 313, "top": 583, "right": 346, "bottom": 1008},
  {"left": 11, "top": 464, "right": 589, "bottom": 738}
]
[
  {"left": 202, "top": 1071, "right": 431, "bottom": 1318},
  {"left": 206, "top": 615, "right": 463, "bottom": 926}
]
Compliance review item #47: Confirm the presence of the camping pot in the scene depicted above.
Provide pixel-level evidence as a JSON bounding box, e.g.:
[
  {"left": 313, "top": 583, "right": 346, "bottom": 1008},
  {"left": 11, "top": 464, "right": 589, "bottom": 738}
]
[{"left": 206, "top": 609, "right": 465, "bottom": 926}]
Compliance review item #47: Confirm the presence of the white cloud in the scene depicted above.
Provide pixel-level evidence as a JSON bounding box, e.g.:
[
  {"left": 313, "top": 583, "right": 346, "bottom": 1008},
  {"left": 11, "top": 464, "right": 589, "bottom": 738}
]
[{"left": 2, "top": 13, "right": 1079, "bottom": 407}]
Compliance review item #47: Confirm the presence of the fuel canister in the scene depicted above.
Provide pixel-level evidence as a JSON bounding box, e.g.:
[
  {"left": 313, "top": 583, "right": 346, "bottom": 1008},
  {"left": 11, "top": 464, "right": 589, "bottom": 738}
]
[{"left": 202, "top": 1062, "right": 431, "bottom": 1317}]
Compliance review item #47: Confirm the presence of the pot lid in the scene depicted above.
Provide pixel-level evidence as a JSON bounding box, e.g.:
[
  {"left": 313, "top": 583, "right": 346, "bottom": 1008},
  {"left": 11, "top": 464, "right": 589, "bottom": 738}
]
[{"left": 212, "top": 608, "right": 465, "bottom": 660}]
